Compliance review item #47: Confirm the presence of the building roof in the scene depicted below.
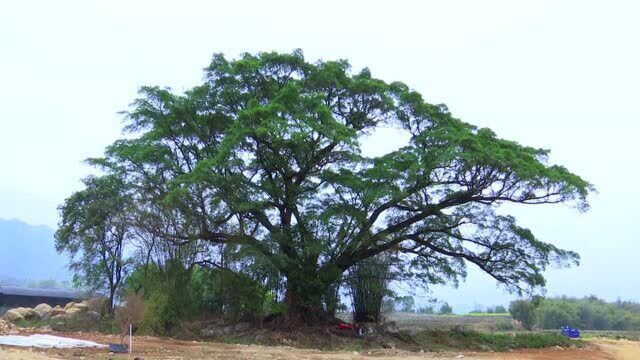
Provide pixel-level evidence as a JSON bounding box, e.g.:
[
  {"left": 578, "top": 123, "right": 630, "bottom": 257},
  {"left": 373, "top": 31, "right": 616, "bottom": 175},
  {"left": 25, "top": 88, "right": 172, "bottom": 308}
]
[{"left": 0, "top": 286, "right": 85, "bottom": 299}]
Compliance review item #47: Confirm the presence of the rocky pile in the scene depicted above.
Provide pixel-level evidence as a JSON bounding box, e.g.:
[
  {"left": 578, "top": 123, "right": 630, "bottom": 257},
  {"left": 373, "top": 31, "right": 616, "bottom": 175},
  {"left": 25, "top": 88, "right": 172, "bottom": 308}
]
[
  {"left": 2, "top": 300, "right": 101, "bottom": 332},
  {"left": 0, "top": 319, "right": 16, "bottom": 335},
  {"left": 200, "top": 320, "right": 254, "bottom": 337}
]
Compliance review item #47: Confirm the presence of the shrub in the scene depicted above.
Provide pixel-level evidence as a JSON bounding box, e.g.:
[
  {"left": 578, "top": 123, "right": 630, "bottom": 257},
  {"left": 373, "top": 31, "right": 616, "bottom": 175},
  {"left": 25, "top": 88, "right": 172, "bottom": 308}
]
[
  {"left": 115, "top": 293, "right": 145, "bottom": 335},
  {"left": 87, "top": 297, "right": 110, "bottom": 317},
  {"left": 414, "top": 329, "right": 582, "bottom": 352},
  {"left": 509, "top": 300, "right": 537, "bottom": 330},
  {"left": 493, "top": 319, "right": 515, "bottom": 331},
  {"left": 322, "top": 283, "right": 345, "bottom": 317},
  {"left": 536, "top": 299, "right": 580, "bottom": 329},
  {"left": 139, "top": 292, "right": 180, "bottom": 335},
  {"left": 347, "top": 254, "right": 394, "bottom": 323}
]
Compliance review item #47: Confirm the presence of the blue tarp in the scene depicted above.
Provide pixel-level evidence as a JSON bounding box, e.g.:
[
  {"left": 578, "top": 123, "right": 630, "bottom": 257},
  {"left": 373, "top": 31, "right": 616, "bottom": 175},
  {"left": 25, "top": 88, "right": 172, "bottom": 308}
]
[{"left": 561, "top": 325, "right": 580, "bottom": 338}]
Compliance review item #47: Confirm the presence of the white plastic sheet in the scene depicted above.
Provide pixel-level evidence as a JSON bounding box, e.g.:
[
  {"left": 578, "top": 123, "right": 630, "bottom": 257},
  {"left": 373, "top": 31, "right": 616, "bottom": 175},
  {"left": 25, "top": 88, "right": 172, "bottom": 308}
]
[{"left": 0, "top": 334, "right": 106, "bottom": 348}]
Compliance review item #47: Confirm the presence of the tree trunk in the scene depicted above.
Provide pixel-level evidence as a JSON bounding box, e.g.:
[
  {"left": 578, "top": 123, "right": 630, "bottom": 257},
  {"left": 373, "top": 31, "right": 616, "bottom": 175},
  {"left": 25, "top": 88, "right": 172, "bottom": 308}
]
[{"left": 108, "top": 287, "right": 116, "bottom": 315}]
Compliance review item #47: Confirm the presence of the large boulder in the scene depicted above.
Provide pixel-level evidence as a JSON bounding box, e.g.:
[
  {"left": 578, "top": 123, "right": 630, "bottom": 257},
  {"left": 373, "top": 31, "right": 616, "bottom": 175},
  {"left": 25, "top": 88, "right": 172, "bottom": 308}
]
[
  {"left": 11, "top": 307, "right": 40, "bottom": 321},
  {"left": 49, "top": 307, "right": 67, "bottom": 318},
  {"left": 2, "top": 309, "right": 25, "bottom": 323},
  {"left": 72, "top": 302, "right": 89, "bottom": 312},
  {"left": 34, "top": 304, "right": 53, "bottom": 318},
  {"left": 66, "top": 306, "right": 86, "bottom": 316},
  {"left": 64, "top": 302, "right": 76, "bottom": 310}
]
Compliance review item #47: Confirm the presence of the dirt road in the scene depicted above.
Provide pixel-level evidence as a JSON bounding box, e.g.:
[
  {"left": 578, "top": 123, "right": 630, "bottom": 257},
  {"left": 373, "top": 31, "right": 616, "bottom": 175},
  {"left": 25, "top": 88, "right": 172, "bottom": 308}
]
[{"left": 1, "top": 334, "right": 638, "bottom": 359}]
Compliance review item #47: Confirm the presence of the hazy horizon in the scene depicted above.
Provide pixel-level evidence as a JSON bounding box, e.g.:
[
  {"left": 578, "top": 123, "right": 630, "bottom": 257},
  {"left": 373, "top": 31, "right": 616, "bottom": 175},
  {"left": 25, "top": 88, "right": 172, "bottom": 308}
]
[{"left": 1, "top": 0, "right": 639, "bottom": 312}]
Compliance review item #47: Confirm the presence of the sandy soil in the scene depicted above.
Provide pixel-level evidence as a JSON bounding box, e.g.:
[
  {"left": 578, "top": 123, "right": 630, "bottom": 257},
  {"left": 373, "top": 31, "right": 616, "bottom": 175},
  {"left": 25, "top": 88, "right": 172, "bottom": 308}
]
[
  {"left": 1, "top": 334, "right": 638, "bottom": 360},
  {"left": 589, "top": 338, "right": 640, "bottom": 360}
]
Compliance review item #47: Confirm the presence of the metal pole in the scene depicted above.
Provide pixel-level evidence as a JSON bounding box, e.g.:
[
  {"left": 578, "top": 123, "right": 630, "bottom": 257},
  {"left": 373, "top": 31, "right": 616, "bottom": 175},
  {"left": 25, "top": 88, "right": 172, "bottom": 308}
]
[{"left": 129, "top": 323, "right": 132, "bottom": 354}]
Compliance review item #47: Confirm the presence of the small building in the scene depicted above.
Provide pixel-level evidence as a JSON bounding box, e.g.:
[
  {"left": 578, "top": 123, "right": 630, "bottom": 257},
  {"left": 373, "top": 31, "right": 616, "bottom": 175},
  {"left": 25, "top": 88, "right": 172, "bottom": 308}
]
[{"left": 0, "top": 286, "right": 86, "bottom": 314}]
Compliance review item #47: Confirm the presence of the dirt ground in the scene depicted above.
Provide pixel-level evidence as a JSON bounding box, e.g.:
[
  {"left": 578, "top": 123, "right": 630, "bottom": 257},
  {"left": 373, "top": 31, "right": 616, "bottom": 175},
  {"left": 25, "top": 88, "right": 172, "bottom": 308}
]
[{"left": 1, "top": 333, "right": 638, "bottom": 360}]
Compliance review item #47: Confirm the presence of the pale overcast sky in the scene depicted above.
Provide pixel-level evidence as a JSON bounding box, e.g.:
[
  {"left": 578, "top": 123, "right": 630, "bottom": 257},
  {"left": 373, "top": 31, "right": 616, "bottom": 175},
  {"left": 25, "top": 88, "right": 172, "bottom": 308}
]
[{"left": 1, "top": 0, "right": 638, "bottom": 311}]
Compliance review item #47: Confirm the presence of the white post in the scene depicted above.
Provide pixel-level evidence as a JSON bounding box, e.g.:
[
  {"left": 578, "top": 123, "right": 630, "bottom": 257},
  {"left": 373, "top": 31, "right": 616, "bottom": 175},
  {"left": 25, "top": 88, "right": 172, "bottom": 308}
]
[{"left": 129, "top": 323, "right": 132, "bottom": 354}]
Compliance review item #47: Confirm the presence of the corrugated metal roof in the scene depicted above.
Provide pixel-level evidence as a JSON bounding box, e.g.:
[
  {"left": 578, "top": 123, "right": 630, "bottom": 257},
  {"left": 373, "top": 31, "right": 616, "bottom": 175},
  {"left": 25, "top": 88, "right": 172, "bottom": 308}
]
[{"left": 0, "top": 286, "right": 84, "bottom": 299}]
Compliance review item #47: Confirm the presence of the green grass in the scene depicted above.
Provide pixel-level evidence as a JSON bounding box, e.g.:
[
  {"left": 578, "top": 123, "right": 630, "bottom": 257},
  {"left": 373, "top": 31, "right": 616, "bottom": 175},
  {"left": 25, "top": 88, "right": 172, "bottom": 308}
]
[
  {"left": 206, "top": 327, "right": 584, "bottom": 353},
  {"left": 414, "top": 329, "right": 584, "bottom": 352},
  {"left": 14, "top": 318, "right": 49, "bottom": 328}
]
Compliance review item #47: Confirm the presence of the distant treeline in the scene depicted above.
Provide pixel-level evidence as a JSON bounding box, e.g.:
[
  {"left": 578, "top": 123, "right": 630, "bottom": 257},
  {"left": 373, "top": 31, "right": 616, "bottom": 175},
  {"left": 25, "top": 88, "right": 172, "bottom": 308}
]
[
  {"left": 469, "top": 305, "right": 508, "bottom": 314},
  {"left": 510, "top": 296, "right": 640, "bottom": 331}
]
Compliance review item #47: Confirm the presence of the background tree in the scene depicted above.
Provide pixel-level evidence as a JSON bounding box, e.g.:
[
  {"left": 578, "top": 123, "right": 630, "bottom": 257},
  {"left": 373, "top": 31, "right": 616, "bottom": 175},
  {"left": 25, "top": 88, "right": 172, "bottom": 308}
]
[
  {"left": 397, "top": 295, "right": 416, "bottom": 313},
  {"left": 79, "top": 50, "right": 591, "bottom": 324},
  {"left": 439, "top": 302, "right": 453, "bottom": 315},
  {"left": 494, "top": 305, "right": 507, "bottom": 314},
  {"left": 381, "top": 297, "right": 397, "bottom": 314},
  {"left": 55, "top": 175, "right": 133, "bottom": 313},
  {"left": 417, "top": 306, "right": 434, "bottom": 314},
  {"left": 509, "top": 299, "right": 539, "bottom": 330}
]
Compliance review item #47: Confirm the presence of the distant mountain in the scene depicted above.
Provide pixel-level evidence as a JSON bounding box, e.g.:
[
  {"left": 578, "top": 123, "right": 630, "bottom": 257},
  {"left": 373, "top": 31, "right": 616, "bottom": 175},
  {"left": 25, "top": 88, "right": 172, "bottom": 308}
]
[{"left": 0, "top": 218, "right": 70, "bottom": 284}]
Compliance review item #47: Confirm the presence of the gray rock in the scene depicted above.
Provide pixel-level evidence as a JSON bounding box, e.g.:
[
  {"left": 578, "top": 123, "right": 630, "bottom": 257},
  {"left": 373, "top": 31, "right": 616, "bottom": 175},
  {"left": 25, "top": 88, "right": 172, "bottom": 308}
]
[
  {"left": 2, "top": 309, "right": 25, "bottom": 323},
  {"left": 49, "top": 307, "right": 67, "bottom": 318},
  {"left": 234, "top": 322, "right": 252, "bottom": 332},
  {"left": 200, "top": 328, "right": 223, "bottom": 337},
  {"left": 13, "top": 307, "right": 40, "bottom": 320},
  {"left": 34, "top": 304, "right": 53, "bottom": 318}
]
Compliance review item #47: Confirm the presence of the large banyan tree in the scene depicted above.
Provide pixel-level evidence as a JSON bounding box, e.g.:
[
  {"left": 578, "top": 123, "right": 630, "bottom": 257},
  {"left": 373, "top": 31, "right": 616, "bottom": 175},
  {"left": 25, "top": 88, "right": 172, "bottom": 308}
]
[{"left": 78, "top": 50, "right": 591, "bottom": 324}]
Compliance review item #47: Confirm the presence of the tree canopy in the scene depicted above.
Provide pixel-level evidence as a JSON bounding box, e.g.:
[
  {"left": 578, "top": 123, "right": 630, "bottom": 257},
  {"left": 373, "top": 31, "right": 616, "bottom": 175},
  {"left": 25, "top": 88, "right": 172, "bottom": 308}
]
[
  {"left": 56, "top": 174, "right": 133, "bottom": 312},
  {"left": 66, "top": 50, "right": 591, "bottom": 324}
]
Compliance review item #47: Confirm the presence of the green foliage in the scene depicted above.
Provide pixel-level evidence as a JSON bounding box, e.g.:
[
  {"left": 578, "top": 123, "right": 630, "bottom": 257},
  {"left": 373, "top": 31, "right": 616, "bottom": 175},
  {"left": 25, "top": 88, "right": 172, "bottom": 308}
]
[
  {"left": 66, "top": 50, "right": 593, "bottom": 321},
  {"left": 414, "top": 329, "right": 582, "bottom": 352},
  {"left": 55, "top": 174, "right": 133, "bottom": 312},
  {"left": 140, "top": 292, "right": 179, "bottom": 335},
  {"left": 417, "top": 306, "right": 434, "bottom": 314},
  {"left": 536, "top": 299, "right": 580, "bottom": 329},
  {"left": 347, "top": 254, "right": 393, "bottom": 322},
  {"left": 494, "top": 305, "right": 507, "bottom": 313},
  {"left": 438, "top": 302, "right": 453, "bottom": 315},
  {"left": 510, "top": 296, "right": 640, "bottom": 331},
  {"left": 321, "top": 283, "right": 345, "bottom": 316},
  {"left": 493, "top": 319, "right": 515, "bottom": 331},
  {"left": 127, "top": 259, "right": 276, "bottom": 335},
  {"left": 263, "top": 290, "right": 287, "bottom": 316},
  {"left": 97, "top": 315, "right": 119, "bottom": 334},
  {"left": 509, "top": 299, "right": 538, "bottom": 330},
  {"left": 214, "top": 270, "right": 266, "bottom": 323},
  {"left": 397, "top": 295, "right": 415, "bottom": 312}
]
